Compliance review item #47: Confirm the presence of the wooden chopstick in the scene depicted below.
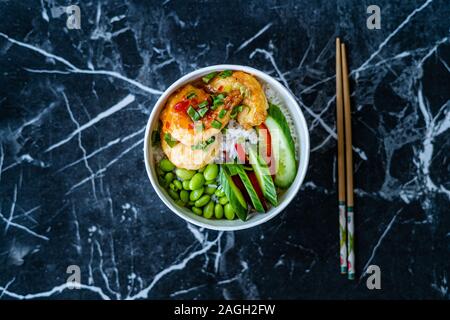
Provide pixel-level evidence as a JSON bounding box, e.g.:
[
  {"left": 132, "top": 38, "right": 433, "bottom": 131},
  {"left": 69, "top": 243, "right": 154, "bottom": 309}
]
[
  {"left": 340, "top": 42, "right": 355, "bottom": 280},
  {"left": 335, "top": 38, "right": 347, "bottom": 275}
]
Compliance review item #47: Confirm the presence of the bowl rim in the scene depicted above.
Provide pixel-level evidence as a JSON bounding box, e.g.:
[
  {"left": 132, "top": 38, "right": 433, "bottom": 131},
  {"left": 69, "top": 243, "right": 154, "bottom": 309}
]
[{"left": 144, "top": 64, "right": 310, "bottom": 231}]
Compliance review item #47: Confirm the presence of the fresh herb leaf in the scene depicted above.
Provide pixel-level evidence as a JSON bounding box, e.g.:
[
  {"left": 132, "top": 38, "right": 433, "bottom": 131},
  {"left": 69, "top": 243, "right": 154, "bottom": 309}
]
[
  {"left": 186, "top": 92, "right": 196, "bottom": 99},
  {"left": 219, "top": 70, "right": 233, "bottom": 78},
  {"left": 164, "top": 132, "right": 178, "bottom": 147},
  {"left": 198, "top": 100, "right": 209, "bottom": 108},
  {"left": 211, "top": 119, "right": 222, "bottom": 129},
  {"left": 187, "top": 105, "right": 200, "bottom": 121},
  {"left": 218, "top": 109, "right": 227, "bottom": 119},
  {"left": 202, "top": 72, "right": 218, "bottom": 83}
]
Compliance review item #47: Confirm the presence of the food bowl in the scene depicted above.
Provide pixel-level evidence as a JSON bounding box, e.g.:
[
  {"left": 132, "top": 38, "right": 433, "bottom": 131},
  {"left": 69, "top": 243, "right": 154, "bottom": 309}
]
[{"left": 144, "top": 65, "right": 310, "bottom": 231}]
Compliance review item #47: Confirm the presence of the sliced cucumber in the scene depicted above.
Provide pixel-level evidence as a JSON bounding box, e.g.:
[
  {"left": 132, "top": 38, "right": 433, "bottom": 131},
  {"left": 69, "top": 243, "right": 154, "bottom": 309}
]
[
  {"left": 248, "top": 146, "right": 278, "bottom": 206},
  {"left": 265, "top": 103, "right": 298, "bottom": 189},
  {"left": 219, "top": 166, "right": 248, "bottom": 221},
  {"left": 228, "top": 164, "right": 265, "bottom": 213}
]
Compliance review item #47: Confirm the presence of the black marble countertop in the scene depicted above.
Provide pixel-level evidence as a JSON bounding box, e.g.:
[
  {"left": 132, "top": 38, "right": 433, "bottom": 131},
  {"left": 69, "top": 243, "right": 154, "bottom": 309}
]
[{"left": 0, "top": 0, "right": 449, "bottom": 299}]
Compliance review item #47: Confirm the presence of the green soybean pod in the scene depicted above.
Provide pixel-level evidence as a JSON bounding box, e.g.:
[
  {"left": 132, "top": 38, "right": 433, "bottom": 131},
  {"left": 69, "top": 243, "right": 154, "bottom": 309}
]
[
  {"left": 203, "top": 201, "right": 214, "bottom": 219},
  {"left": 175, "top": 168, "right": 196, "bottom": 180},
  {"left": 214, "top": 203, "right": 224, "bottom": 219},
  {"left": 164, "top": 172, "right": 175, "bottom": 183},
  {"left": 180, "top": 190, "right": 189, "bottom": 203},
  {"left": 192, "top": 207, "right": 202, "bottom": 215},
  {"left": 203, "top": 163, "right": 219, "bottom": 181},
  {"left": 189, "top": 173, "right": 205, "bottom": 190},
  {"left": 182, "top": 180, "right": 191, "bottom": 190},
  {"left": 218, "top": 196, "right": 229, "bottom": 205},
  {"left": 195, "top": 195, "right": 211, "bottom": 207},
  {"left": 173, "top": 180, "right": 182, "bottom": 190},
  {"left": 205, "top": 186, "right": 217, "bottom": 195},
  {"left": 224, "top": 203, "right": 235, "bottom": 220},
  {"left": 214, "top": 188, "right": 225, "bottom": 197},
  {"left": 189, "top": 187, "right": 204, "bottom": 201},
  {"left": 160, "top": 158, "right": 175, "bottom": 172},
  {"left": 168, "top": 189, "right": 179, "bottom": 200}
]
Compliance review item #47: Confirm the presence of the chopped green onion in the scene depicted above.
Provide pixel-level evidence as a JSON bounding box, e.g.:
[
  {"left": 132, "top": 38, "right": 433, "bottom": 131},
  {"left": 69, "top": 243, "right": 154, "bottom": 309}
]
[
  {"left": 187, "top": 105, "right": 200, "bottom": 121},
  {"left": 195, "top": 123, "right": 204, "bottom": 131},
  {"left": 230, "top": 105, "right": 244, "bottom": 118},
  {"left": 198, "top": 107, "right": 209, "bottom": 118},
  {"left": 164, "top": 132, "right": 178, "bottom": 147},
  {"left": 211, "top": 119, "right": 222, "bottom": 129},
  {"left": 202, "top": 72, "right": 218, "bottom": 83},
  {"left": 191, "top": 136, "right": 216, "bottom": 150},
  {"left": 219, "top": 70, "right": 233, "bottom": 78},
  {"left": 186, "top": 92, "right": 196, "bottom": 99},
  {"left": 218, "top": 109, "right": 227, "bottom": 119},
  {"left": 198, "top": 100, "right": 209, "bottom": 108},
  {"left": 216, "top": 93, "right": 225, "bottom": 100}
]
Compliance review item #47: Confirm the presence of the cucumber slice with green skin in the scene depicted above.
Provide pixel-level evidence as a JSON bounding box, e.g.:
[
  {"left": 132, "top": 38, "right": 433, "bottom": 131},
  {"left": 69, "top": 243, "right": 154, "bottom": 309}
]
[
  {"left": 265, "top": 103, "right": 298, "bottom": 189},
  {"left": 247, "top": 146, "right": 278, "bottom": 206},
  {"left": 228, "top": 164, "right": 265, "bottom": 213},
  {"left": 219, "top": 166, "right": 248, "bottom": 221}
]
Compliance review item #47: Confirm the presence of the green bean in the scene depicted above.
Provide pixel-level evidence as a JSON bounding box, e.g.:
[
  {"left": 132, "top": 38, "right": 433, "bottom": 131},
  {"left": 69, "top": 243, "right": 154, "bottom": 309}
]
[
  {"left": 164, "top": 172, "right": 175, "bottom": 183},
  {"left": 218, "top": 196, "right": 229, "bottom": 205},
  {"left": 175, "top": 199, "right": 185, "bottom": 207},
  {"left": 214, "top": 188, "right": 225, "bottom": 197},
  {"left": 173, "top": 180, "right": 182, "bottom": 190},
  {"left": 205, "top": 186, "right": 217, "bottom": 195},
  {"left": 168, "top": 189, "right": 179, "bottom": 200},
  {"left": 189, "top": 173, "right": 205, "bottom": 190},
  {"left": 203, "top": 163, "right": 219, "bottom": 181},
  {"left": 195, "top": 195, "right": 211, "bottom": 207},
  {"left": 182, "top": 180, "right": 191, "bottom": 190},
  {"left": 175, "top": 168, "right": 196, "bottom": 180},
  {"left": 224, "top": 203, "right": 235, "bottom": 220},
  {"left": 180, "top": 190, "right": 189, "bottom": 203},
  {"left": 214, "top": 203, "right": 224, "bottom": 219},
  {"left": 203, "top": 201, "right": 214, "bottom": 219},
  {"left": 160, "top": 158, "right": 175, "bottom": 172},
  {"left": 189, "top": 188, "right": 204, "bottom": 201},
  {"left": 192, "top": 207, "right": 202, "bottom": 215}
]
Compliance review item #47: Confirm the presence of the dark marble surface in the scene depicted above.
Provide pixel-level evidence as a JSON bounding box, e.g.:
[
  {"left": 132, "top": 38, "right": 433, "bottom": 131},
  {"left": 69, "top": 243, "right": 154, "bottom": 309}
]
[{"left": 0, "top": 0, "right": 449, "bottom": 300}]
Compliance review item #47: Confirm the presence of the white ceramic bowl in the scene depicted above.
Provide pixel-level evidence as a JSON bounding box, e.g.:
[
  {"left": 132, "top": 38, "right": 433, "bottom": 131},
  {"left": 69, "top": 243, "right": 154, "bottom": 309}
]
[{"left": 144, "top": 65, "right": 310, "bottom": 231}]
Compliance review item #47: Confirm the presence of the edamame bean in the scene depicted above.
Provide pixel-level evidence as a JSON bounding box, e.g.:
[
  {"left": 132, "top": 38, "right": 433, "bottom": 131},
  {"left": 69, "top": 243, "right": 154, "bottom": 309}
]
[
  {"left": 188, "top": 201, "right": 195, "bottom": 206},
  {"left": 198, "top": 166, "right": 205, "bottom": 173},
  {"left": 195, "top": 195, "right": 211, "bottom": 207},
  {"left": 169, "top": 183, "right": 177, "bottom": 191},
  {"left": 203, "top": 201, "right": 214, "bottom": 219},
  {"left": 175, "top": 168, "right": 196, "bottom": 180},
  {"left": 157, "top": 167, "right": 164, "bottom": 176},
  {"left": 205, "top": 186, "right": 217, "bottom": 195},
  {"left": 214, "top": 188, "right": 225, "bottom": 197},
  {"left": 164, "top": 172, "right": 175, "bottom": 183},
  {"left": 173, "top": 180, "right": 182, "bottom": 190},
  {"left": 203, "top": 163, "right": 219, "bottom": 181},
  {"left": 182, "top": 180, "right": 191, "bottom": 190},
  {"left": 205, "top": 180, "right": 216, "bottom": 186},
  {"left": 160, "top": 159, "right": 175, "bottom": 172},
  {"left": 218, "top": 196, "right": 229, "bottom": 205},
  {"left": 175, "top": 199, "right": 185, "bottom": 207},
  {"left": 180, "top": 190, "right": 189, "bottom": 203},
  {"left": 189, "top": 173, "right": 205, "bottom": 190},
  {"left": 158, "top": 177, "right": 168, "bottom": 188},
  {"left": 168, "top": 189, "right": 179, "bottom": 200},
  {"left": 189, "top": 187, "right": 204, "bottom": 201},
  {"left": 224, "top": 203, "right": 235, "bottom": 220},
  {"left": 214, "top": 203, "right": 224, "bottom": 219},
  {"left": 192, "top": 207, "right": 202, "bottom": 215}
]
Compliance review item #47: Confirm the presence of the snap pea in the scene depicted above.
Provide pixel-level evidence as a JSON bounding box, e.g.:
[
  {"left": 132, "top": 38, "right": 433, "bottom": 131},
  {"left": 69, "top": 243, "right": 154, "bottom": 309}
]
[
  {"left": 189, "top": 173, "right": 205, "bottom": 190},
  {"left": 214, "top": 188, "right": 225, "bottom": 197},
  {"left": 180, "top": 190, "right": 189, "bottom": 203},
  {"left": 189, "top": 187, "right": 204, "bottom": 201},
  {"left": 164, "top": 172, "right": 175, "bottom": 183},
  {"left": 182, "top": 180, "right": 191, "bottom": 190},
  {"left": 192, "top": 207, "right": 202, "bottom": 215},
  {"left": 175, "top": 199, "right": 185, "bottom": 207},
  {"left": 173, "top": 180, "right": 182, "bottom": 190},
  {"left": 214, "top": 203, "right": 224, "bottom": 219},
  {"left": 160, "top": 159, "right": 175, "bottom": 172},
  {"left": 203, "top": 201, "right": 215, "bottom": 219},
  {"left": 175, "top": 168, "right": 196, "bottom": 180},
  {"left": 205, "top": 186, "right": 217, "bottom": 195},
  {"left": 203, "top": 163, "right": 219, "bottom": 181},
  {"left": 218, "top": 196, "right": 229, "bottom": 205},
  {"left": 195, "top": 195, "right": 211, "bottom": 207},
  {"left": 224, "top": 203, "right": 235, "bottom": 220},
  {"left": 168, "top": 189, "right": 179, "bottom": 200}
]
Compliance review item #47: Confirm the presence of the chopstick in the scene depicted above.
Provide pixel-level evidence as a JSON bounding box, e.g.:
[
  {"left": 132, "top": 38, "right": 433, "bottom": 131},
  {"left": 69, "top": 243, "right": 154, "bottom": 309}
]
[
  {"left": 335, "top": 38, "right": 347, "bottom": 275},
  {"left": 340, "top": 42, "right": 355, "bottom": 280}
]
